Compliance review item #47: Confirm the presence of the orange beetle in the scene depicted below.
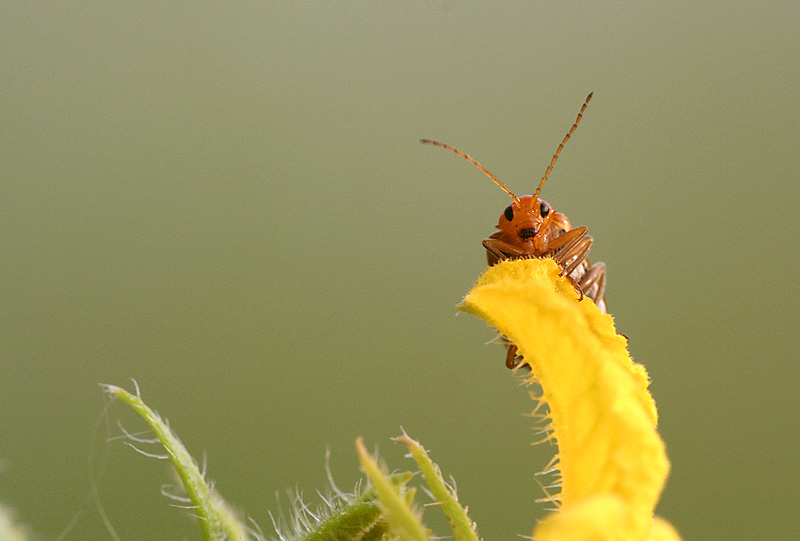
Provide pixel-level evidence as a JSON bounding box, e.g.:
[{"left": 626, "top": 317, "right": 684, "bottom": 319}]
[{"left": 422, "top": 93, "right": 606, "bottom": 369}]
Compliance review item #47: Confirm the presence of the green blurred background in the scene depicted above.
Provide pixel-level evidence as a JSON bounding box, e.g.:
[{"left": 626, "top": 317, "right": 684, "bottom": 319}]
[{"left": 2, "top": 3, "right": 798, "bottom": 539}]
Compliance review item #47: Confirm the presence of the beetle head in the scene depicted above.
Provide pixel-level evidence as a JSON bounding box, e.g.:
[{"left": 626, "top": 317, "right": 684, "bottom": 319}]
[{"left": 496, "top": 194, "right": 554, "bottom": 252}]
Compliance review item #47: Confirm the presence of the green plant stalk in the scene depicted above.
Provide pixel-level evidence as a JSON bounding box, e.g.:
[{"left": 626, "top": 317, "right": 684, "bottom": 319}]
[
  {"left": 396, "top": 435, "right": 478, "bottom": 541},
  {"left": 355, "top": 438, "right": 428, "bottom": 541},
  {"left": 102, "top": 384, "right": 244, "bottom": 541}
]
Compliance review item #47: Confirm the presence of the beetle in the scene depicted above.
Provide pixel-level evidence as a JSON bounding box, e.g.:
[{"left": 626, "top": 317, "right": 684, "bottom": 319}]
[{"left": 422, "top": 93, "right": 606, "bottom": 369}]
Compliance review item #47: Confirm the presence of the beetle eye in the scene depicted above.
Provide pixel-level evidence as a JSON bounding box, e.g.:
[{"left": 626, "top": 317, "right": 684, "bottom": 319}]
[
  {"left": 539, "top": 201, "right": 550, "bottom": 217},
  {"left": 504, "top": 205, "right": 514, "bottom": 221}
]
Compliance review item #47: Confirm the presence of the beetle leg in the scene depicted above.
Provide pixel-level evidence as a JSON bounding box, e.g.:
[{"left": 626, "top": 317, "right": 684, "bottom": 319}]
[
  {"left": 546, "top": 228, "right": 593, "bottom": 301},
  {"left": 505, "top": 343, "right": 524, "bottom": 369},
  {"left": 579, "top": 261, "right": 606, "bottom": 305},
  {"left": 559, "top": 236, "right": 594, "bottom": 278},
  {"left": 548, "top": 225, "right": 587, "bottom": 252},
  {"left": 482, "top": 237, "right": 527, "bottom": 264},
  {"left": 550, "top": 227, "right": 592, "bottom": 276}
]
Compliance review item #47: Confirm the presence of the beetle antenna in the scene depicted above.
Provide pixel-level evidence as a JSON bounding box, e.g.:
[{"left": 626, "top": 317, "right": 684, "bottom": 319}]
[
  {"left": 534, "top": 92, "right": 593, "bottom": 199},
  {"left": 421, "top": 139, "right": 521, "bottom": 206}
]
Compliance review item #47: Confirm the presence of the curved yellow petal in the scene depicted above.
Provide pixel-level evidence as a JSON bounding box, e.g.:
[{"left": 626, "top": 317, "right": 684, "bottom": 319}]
[{"left": 458, "top": 258, "right": 679, "bottom": 540}]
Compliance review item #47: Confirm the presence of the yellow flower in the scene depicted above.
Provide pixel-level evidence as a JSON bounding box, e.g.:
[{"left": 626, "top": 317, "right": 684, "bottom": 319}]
[{"left": 458, "top": 258, "right": 680, "bottom": 540}]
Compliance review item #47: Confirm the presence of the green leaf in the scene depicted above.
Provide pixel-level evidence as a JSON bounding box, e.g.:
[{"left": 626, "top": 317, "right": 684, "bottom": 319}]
[{"left": 282, "top": 475, "right": 412, "bottom": 541}]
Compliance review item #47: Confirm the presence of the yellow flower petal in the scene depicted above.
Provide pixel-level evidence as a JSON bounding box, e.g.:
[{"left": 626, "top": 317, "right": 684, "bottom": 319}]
[{"left": 458, "top": 258, "right": 679, "bottom": 540}]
